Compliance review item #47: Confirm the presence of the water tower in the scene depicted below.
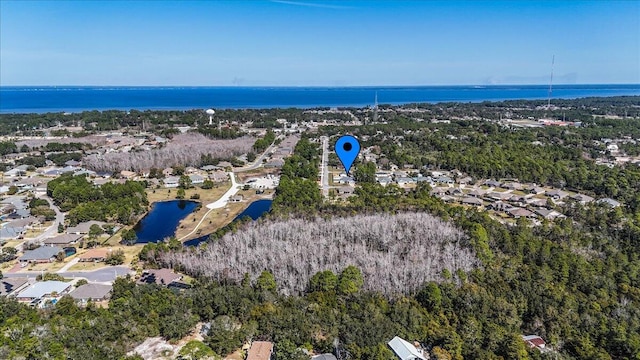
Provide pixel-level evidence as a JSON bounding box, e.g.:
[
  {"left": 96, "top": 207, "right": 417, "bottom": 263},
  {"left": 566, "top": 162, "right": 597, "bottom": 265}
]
[{"left": 206, "top": 109, "right": 215, "bottom": 126}]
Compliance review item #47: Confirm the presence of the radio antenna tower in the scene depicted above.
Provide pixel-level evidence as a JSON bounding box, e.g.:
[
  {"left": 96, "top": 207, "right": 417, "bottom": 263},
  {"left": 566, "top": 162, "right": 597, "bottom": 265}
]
[
  {"left": 547, "top": 55, "right": 555, "bottom": 109},
  {"left": 372, "top": 91, "right": 379, "bottom": 124}
]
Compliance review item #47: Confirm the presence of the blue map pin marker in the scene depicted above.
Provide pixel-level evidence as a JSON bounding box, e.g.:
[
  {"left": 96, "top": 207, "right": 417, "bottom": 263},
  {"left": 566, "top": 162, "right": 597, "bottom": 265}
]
[{"left": 335, "top": 135, "right": 361, "bottom": 176}]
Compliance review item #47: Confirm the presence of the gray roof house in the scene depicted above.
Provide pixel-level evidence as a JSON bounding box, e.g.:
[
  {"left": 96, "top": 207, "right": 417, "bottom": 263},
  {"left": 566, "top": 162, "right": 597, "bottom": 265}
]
[
  {"left": 43, "top": 234, "right": 82, "bottom": 246},
  {"left": 1, "top": 278, "right": 29, "bottom": 297},
  {"left": 597, "top": 198, "right": 621, "bottom": 208},
  {"left": 69, "top": 283, "right": 112, "bottom": 303},
  {"left": 19, "top": 246, "right": 63, "bottom": 263},
  {"left": 66, "top": 221, "right": 107, "bottom": 235}
]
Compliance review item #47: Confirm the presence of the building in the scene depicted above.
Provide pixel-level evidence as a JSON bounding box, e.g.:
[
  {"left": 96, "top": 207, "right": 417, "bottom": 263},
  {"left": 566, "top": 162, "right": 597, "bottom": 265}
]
[
  {"left": 387, "top": 336, "right": 428, "bottom": 360},
  {"left": 69, "top": 283, "right": 112, "bottom": 304},
  {"left": 189, "top": 174, "right": 205, "bottom": 184},
  {"left": 43, "top": 234, "right": 82, "bottom": 247},
  {"left": 247, "top": 341, "right": 274, "bottom": 360},
  {"left": 78, "top": 248, "right": 112, "bottom": 262},
  {"left": 597, "top": 198, "right": 621, "bottom": 208},
  {"left": 1, "top": 277, "right": 29, "bottom": 297},
  {"left": 163, "top": 176, "right": 180, "bottom": 188},
  {"left": 522, "top": 335, "right": 547, "bottom": 352},
  {"left": 137, "top": 269, "right": 183, "bottom": 286},
  {"left": 19, "top": 246, "right": 64, "bottom": 264},
  {"left": 67, "top": 221, "right": 107, "bottom": 235},
  {"left": 15, "top": 281, "right": 72, "bottom": 302},
  {"left": 311, "top": 354, "right": 338, "bottom": 360}
]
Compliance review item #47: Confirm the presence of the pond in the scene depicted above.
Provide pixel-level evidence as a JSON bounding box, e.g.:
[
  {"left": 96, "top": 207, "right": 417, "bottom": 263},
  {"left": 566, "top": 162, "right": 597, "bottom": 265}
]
[
  {"left": 183, "top": 199, "right": 272, "bottom": 247},
  {"left": 134, "top": 200, "right": 199, "bottom": 243}
]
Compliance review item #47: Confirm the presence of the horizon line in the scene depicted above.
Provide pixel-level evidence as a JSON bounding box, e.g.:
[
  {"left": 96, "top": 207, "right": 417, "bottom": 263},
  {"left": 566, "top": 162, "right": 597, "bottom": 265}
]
[{"left": 2, "top": 83, "right": 639, "bottom": 88}]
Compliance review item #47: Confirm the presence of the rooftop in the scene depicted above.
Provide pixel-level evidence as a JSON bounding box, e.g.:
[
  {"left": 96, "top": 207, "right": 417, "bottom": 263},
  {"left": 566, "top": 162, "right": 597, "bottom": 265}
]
[
  {"left": 247, "top": 341, "right": 274, "bottom": 360},
  {"left": 17, "top": 281, "right": 71, "bottom": 299}
]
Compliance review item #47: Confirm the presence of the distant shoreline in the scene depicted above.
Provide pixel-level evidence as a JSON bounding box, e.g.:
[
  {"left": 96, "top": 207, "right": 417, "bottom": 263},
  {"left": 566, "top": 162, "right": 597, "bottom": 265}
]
[{"left": 1, "top": 84, "right": 638, "bottom": 114}]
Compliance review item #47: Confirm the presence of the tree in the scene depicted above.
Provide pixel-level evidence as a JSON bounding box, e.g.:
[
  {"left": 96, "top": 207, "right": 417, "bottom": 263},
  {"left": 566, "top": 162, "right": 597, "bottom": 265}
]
[
  {"left": 176, "top": 188, "right": 186, "bottom": 199},
  {"left": 178, "top": 340, "right": 217, "bottom": 360},
  {"left": 0, "top": 246, "right": 17, "bottom": 263},
  {"left": 354, "top": 161, "right": 376, "bottom": 183},
  {"left": 338, "top": 266, "right": 364, "bottom": 296},
  {"left": 201, "top": 179, "right": 214, "bottom": 189},
  {"left": 105, "top": 249, "right": 125, "bottom": 265},
  {"left": 58, "top": 223, "right": 65, "bottom": 233},
  {"left": 179, "top": 175, "right": 192, "bottom": 189},
  {"left": 121, "top": 229, "right": 137, "bottom": 245},
  {"left": 76, "top": 279, "right": 88, "bottom": 287},
  {"left": 308, "top": 270, "right": 338, "bottom": 292},
  {"left": 88, "top": 224, "right": 104, "bottom": 239},
  {"left": 255, "top": 270, "right": 277, "bottom": 293}
]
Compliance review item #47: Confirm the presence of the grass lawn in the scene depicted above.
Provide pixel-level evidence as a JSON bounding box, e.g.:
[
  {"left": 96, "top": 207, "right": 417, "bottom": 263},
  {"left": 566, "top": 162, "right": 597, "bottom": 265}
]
[
  {"left": 177, "top": 189, "right": 274, "bottom": 241},
  {"left": 23, "top": 221, "right": 54, "bottom": 238},
  {"left": 68, "top": 244, "right": 143, "bottom": 271}
]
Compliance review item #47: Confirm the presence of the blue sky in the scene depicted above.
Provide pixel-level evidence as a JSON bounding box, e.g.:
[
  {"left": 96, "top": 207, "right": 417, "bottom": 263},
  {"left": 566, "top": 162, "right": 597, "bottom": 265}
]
[{"left": 1, "top": 0, "right": 638, "bottom": 86}]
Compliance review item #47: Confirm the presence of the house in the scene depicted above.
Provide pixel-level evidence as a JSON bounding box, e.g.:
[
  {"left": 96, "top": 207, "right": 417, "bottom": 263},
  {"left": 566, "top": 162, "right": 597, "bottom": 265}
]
[
  {"left": 209, "top": 172, "right": 228, "bottom": 182},
  {"left": 311, "top": 354, "right": 338, "bottom": 360},
  {"left": 526, "top": 186, "right": 546, "bottom": 194},
  {"left": 486, "top": 201, "right": 510, "bottom": 212},
  {"left": 507, "top": 207, "right": 535, "bottom": 219},
  {"left": 69, "top": 283, "right": 112, "bottom": 304},
  {"left": 247, "top": 341, "right": 274, "bottom": 360},
  {"left": 79, "top": 248, "right": 112, "bottom": 262},
  {"left": 1, "top": 277, "right": 29, "bottom": 297},
  {"left": 461, "top": 197, "right": 483, "bottom": 207},
  {"left": 522, "top": 335, "right": 547, "bottom": 352},
  {"left": 4, "top": 165, "right": 29, "bottom": 177},
  {"left": 534, "top": 208, "right": 565, "bottom": 220},
  {"left": 501, "top": 182, "right": 523, "bottom": 190},
  {"left": 137, "top": 269, "right": 183, "bottom": 286},
  {"left": 545, "top": 189, "right": 568, "bottom": 200},
  {"left": 0, "top": 226, "right": 26, "bottom": 240},
  {"left": 15, "top": 281, "right": 72, "bottom": 302},
  {"left": 484, "top": 179, "right": 502, "bottom": 188},
  {"left": 162, "top": 168, "right": 174, "bottom": 177},
  {"left": 264, "top": 158, "right": 285, "bottom": 168},
  {"left": 597, "top": 198, "right": 621, "bottom": 208},
  {"left": 43, "top": 234, "right": 82, "bottom": 247},
  {"left": 387, "top": 336, "right": 427, "bottom": 360},
  {"left": 6, "top": 217, "right": 39, "bottom": 230},
  {"left": 118, "top": 170, "right": 136, "bottom": 179},
  {"left": 487, "top": 192, "right": 512, "bottom": 201},
  {"left": 19, "top": 246, "right": 64, "bottom": 264},
  {"left": 457, "top": 176, "right": 473, "bottom": 185},
  {"left": 217, "top": 161, "right": 233, "bottom": 169},
  {"left": 163, "top": 176, "right": 180, "bottom": 188},
  {"left": 467, "top": 188, "right": 486, "bottom": 197},
  {"left": 336, "top": 186, "right": 355, "bottom": 196},
  {"left": 67, "top": 221, "right": 107, "bottom": 235},
  {"left": 435, "top": 176, "right": 454, "bottom": 184},
  {"left": 570, "top": 194, "right": 594, "bottom": 204},
  {"left": 189, "top": 174, "right": 205, "bottom": 184},
  {"left": 396, "top": 177, "right": 416, "bottom": 186}
]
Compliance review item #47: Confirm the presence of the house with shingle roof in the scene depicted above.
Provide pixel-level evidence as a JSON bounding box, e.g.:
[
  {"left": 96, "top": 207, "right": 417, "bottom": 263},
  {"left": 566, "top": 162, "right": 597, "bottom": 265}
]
[
  {"left": 16, "top": 281, "right": 72, "bottom": 302},
  {"left": 43, "top": 234, "right": 82, "bottom": 247},
  {"left": 69, "top": 283, "right": 112, "bottom": 304},
  {"left": 19, "top": 246, "right": 63, "bottom": 264}
]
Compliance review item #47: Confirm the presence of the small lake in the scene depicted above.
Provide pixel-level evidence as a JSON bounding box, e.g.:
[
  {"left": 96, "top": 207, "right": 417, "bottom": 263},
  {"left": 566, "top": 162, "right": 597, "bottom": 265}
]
[
  {"left": 183, "top": 199, "right": 272, "bottom": 247},
  {"left": 134, "top": 200, "right": 199, "bottom": 243}
]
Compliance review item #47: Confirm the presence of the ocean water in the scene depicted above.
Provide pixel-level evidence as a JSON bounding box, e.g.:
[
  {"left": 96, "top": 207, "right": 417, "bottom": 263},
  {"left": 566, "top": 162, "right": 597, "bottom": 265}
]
[{"left": 1, "top": 85, "right": 638, "bottom": 114}]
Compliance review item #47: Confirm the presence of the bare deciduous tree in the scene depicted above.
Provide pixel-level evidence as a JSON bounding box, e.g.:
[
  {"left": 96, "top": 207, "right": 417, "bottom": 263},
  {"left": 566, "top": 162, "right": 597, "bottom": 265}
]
[
  {"left": 82, "top": 133, "right": 254, "bottom": 172},
  {"left": 162, "top": 212, "right": 478, "bottom": 295}
]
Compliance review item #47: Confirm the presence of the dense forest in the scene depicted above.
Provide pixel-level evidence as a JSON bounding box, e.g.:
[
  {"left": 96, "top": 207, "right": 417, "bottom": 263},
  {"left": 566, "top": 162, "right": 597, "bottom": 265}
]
[{"left": 47, "top": 173, "right": 148, "bottom": 225}]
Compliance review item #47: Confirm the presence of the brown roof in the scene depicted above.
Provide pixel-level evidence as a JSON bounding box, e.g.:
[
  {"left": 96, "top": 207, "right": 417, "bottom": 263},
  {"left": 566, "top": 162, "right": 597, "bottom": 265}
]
[
  {"left": 138, "top": 269, "right": 182, "bottom": 285},
  {"left": 43, "top": 234, "right": 82, "bottom": 245},
  {"left": 79, "top": 248, "right": 111, "bottom": 260},
  {"left": 247, "top": 341, "right": 274, "bottom": 360}
]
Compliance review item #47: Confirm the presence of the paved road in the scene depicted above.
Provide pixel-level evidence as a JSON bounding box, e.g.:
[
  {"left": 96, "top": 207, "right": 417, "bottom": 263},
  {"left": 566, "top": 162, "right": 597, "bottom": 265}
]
[
  {"left": 205, "top": 172, "right": 239, "bottom": 210},
  {"left": 320, "top": 136, "right": 330, "bottom": 197},
  {"left": 4, "top": 266, "right": 133, "bottom": 283},
  {"left": 13, "top": 196, "right": 64, "bottom": 252},
  {"left": 234, "top": 142, "right": 276, "bottom": 173}
]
